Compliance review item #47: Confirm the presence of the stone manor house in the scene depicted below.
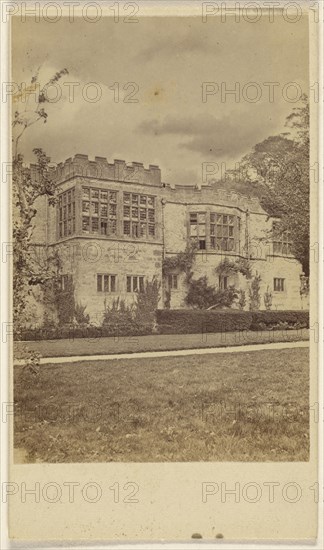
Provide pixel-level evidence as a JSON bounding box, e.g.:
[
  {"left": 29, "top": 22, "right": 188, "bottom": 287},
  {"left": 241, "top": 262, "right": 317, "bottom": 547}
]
[{"left": 29, "top": 154, "right": 307, "bottom": 325}]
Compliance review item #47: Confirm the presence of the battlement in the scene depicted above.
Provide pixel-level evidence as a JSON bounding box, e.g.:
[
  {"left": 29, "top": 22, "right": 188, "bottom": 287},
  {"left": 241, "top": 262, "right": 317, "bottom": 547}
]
[
  {"left": 30, "top": 153, "right": 264, "bottom": 213},
  {"left": 53, "top": 154, "right": 161, "bottom": 186}
]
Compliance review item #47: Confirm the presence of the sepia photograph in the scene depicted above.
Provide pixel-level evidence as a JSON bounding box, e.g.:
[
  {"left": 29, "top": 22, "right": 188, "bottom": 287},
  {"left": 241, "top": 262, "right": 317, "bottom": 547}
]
[
  {"left": 11, "top": 6, "right": 312, "bottom": 465},
  {"left": 3, "top": 0, "right": 321, "bottom": 544}
]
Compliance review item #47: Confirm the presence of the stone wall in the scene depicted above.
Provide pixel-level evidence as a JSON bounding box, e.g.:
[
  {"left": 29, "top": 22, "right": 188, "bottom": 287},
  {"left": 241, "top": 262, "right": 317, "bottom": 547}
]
[{"left": 25, "top": 155, "right": 307, "bottom": 326}]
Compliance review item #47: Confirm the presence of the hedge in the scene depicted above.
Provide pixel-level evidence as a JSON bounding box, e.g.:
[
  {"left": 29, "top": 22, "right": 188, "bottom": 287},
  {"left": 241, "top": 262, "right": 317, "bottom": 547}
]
[
  {"left": 15, "top": 309, "right": 309, "bottom": 340},
  {"left": 250, "top": 310, "right": 309, "bottom": 330},
  {"left": 156, "top": 309, "right": 309, "bottom": 335},
  {"left": 156, "top": 309, "right": 253, "bottom": 334},
  {"left": 15, "top": 322, "right": 154, "bottom": 341}
]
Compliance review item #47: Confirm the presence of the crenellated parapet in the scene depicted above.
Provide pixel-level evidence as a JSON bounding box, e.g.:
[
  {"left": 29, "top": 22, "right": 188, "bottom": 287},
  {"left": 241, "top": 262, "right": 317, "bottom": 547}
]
[
  {"left": 31, "top": 153, "right": 264, "bottom": 213},
  {"left": 53, "top": 154, "right": 161, "bottom": 186}
]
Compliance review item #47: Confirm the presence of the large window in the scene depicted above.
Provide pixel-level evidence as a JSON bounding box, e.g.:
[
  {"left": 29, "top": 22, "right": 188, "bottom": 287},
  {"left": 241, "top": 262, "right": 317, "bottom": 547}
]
[
  {"left": 123, "top": 193, "right": 155, "bottom": 239},
  {"left": 82, "top": 187, "right": 117, "bottom": 236},
  {"left": 58, "top": 188, "right": 76, "bottom": 238},
  {"left": 189, "top": 212, "right": 238, "bottom": 251},
  {"left": 189, "top": 212, "right": 206, "bottom": 249},
  {"left": 126, "top": 275, "right": 145, "bottom": 293},
  {"left": 272, "top": 222, "right": 292, "bottom": 255},
  {"left": 210, "top": 213, "right": 235, "bottom": 251},
  {"left": 97, "top": 274, "right": 117, "bottom": 292}
]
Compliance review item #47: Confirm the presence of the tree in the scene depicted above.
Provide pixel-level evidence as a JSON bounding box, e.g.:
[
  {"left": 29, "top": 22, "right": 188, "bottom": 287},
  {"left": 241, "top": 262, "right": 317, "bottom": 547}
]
[
  {"left": 240, "top": 95, "right": 309, "bottom": 275},
  {"left": 12, "top": 68, "right": 68, "bottom": 331}
]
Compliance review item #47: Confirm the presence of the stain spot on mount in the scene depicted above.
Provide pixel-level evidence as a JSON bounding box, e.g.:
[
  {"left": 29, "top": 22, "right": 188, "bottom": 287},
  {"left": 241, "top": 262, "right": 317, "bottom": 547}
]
[{"left": 191, "top": 533, "right": 203, "bottom": 539}]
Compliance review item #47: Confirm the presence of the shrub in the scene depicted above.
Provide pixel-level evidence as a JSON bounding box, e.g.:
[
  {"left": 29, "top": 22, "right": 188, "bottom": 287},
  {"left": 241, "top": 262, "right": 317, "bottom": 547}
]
[
  {"left": 249, "top": 274, "right": 261, "bottom": 310},
  {"left": 136, "top": 277, "right": 160, "bottom": 324},
  {"left": 74, "top": 302, "right": 90, "bottom": 326},
  {"left": 263, "top": 286, "right": 273, "bottom": 311},
  {"left": 185, "top": 276, "right": 238, "bottom": 309}
]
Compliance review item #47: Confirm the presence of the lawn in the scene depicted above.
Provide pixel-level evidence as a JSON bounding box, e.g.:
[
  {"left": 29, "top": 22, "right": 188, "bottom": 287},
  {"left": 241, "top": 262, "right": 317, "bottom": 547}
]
[
  {"left": 14, "top": 328, "right": 309, "bottom": 358},
  {"left": 14, "top": 347, "right": 309, "bottom": 462}
]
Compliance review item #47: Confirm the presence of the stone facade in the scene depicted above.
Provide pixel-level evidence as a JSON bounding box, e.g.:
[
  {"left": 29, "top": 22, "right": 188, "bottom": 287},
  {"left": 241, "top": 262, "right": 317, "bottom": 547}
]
[{"left": 28, "top": 154, "right": 307, "bottom": 326}]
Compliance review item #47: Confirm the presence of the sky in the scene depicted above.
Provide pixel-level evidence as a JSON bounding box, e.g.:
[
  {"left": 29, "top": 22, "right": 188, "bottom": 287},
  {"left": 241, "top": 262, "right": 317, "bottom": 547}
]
[{"left": 12, "top": 12, "right": 309, "bottom": 185}]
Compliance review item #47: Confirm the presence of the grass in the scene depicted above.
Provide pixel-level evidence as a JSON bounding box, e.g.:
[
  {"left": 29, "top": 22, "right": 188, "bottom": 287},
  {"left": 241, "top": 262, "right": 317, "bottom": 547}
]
[
  {"left": 14, "top": 328, "right": 309, "bottom": 358},
  {"left": 14, "top": 347, "right": 309, "bottom": 463}
]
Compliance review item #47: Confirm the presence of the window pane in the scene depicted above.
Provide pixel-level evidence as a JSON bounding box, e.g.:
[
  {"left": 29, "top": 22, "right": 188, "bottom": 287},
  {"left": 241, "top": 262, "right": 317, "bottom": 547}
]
[
  {"left": 100, "top": 191, "right": 108, "bottom": 201},
  {"left": 97, "top": 275, "right": 102, "bottom": 292},
  {"left": 132, "top": 223, "right": 139, "bottom": 238},
  {"left": 126, "top": 276, "right": 132, "bottom": 292},
  {"left": 109, "top": 191, "right": 117, "bottom": 203},
  {"left": 91, "top": 218, "right": 99, "bottom": 232},
  {"left": 82, "top": 217, "right": 90, "bottom": 232},
  {"left": 139, "top": 277, "right": 144, "bottom": 293},
  {"left": 124, "top": 221, "right": 130, "bottom": 235},
  {"left": 173, "top": 275, "right": 178, "bottom": 289},
  {"left": 103, "top": 275, "right": 109, "bottom": 292},
  {"left": 133, "top": 277, "right": 138, "bottom": 292},
  {"left": 111, "top": 275, "right": 116, "bottom": 293},
  {"left": 109, "top": 204, "right": 117, "bottom": 217},
  {"left": 83, "top": 188, "right": 90, "bottom": 199},
  {"left": 101, "top": 220, "right": 108, "bottom": 235},
  {"left": 228, "top": 239, "right": 234, "bottom": 251},
  {"left": 124, "top": 206, "right": 130, "bottom": 217},
  {"left": 148, "top": 225, "right": 155, "bottom": 237},
  {"left": 124, "top": 193, "right": 131, "bottom": 204},
  {"left": 110, "top": 220, "right": 117, "bottom": 234}
]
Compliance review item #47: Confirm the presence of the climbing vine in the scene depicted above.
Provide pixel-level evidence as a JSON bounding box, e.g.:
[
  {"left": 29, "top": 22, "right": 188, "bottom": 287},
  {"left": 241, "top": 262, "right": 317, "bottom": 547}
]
[
  {"left": 215, "top": 257, "right": 252, "bottom": 279},
  {"left": 162, "top": 241, "right": 197, "bottom": 282}
]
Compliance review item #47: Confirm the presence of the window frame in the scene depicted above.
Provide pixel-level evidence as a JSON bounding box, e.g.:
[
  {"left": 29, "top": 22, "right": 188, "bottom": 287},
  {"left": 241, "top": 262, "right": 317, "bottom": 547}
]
[
  {"left": 126, "top": 275, "right": 145, "bottom": 293},
  {"left": 273, "top": 277, "right": 285, "bottom": 292},
  {"left": 58, "top": 187, "right": 76, "bottom": 239},
  {"left": 168, "top": 274, "right": 178, "bottom": 290},
  {"left": 97, "top": 273, "right": 117, "bottom": 293},
  {"left": 123, "top": 192, "right": 156, "bottom": 239},
  {"left": 189, "top": 211, "right": 206, "bottom": 249},
  {"left": 82, "top": 187, "right": 118, "bottom": 236},
  {"left": 272, "top": 222, "right": 292, "bottom": 256}
]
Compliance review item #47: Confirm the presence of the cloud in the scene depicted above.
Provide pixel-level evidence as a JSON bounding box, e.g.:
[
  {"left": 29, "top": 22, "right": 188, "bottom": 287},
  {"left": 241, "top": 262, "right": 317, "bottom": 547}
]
[{"left": 138, "top": 112, "right": 274, "bottom": 159}]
